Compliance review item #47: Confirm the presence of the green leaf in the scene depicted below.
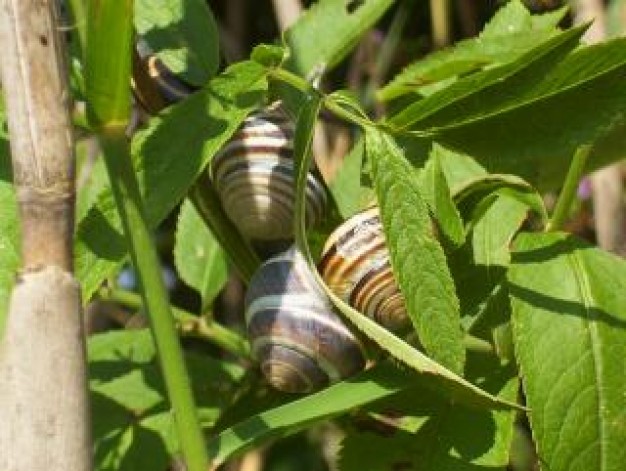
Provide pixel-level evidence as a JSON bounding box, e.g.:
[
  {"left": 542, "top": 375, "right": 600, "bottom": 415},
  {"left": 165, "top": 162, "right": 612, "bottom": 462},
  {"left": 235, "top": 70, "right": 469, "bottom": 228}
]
[
  {"left": 508, "top": 232, "right": 626, "bottom": 471},
  {"left": 90, "top": 330, "right": 245, "bottom": 471},
  {"left": 207, "top": 362, "right": 413, "bottom": 467},
  {"left": 75, "top": 60, "right": 268, "bottom": 302},
  {"left": 284, "top": 0, "right": 393, "bottom": 76},
  {"left": 135, "top": 0, "right": 220, "bottom": 85},
  {"left": 328, "top": 135, "right": 375, "bottom": 219},
  {"left": 339, "top": 355, "right": 518, "bottom": 471},
  {"left": 378, "top": 0, "right": 566, "bottom": 101},
  {"left": 367, "top": 127, "right": 465, "bottom": 374},
  {"left": 85, "top": 0, "right": 133, "bottom": 127},
  {"left": 294, "top": 95, "right": 517, "bottom": 411},
  {"left": 389, "top": 24, "right": 585, "bottom": 130},
  {"left": 453, "top": 173, "right": 547, "bottom": 226},
  {"left": 471, "top": 195, "right": 529, "bottom": 269},
  {"left": 0, "top": 151, "right": 18, "bottom": 337},
  {"left": 251, "top": 44, "right": 287, "bottom": 68},
  {"left": 417, "top": 146, "right": 465, "bottom": 248},
  {"left": 430, "top": 37, "right": 626, "bottom": 190},
  {"left": 174, "top": 200, "right": 227, "bottom": 309}
]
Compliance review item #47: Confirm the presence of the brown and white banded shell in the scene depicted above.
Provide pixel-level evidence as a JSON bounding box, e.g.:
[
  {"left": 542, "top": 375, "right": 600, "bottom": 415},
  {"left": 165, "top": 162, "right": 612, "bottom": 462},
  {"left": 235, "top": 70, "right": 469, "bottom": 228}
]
[
  {"left": 210, "top": 104, "right": 327, "bottom": 245},
  {"left": 318, "top": 207, "right": 408, "bottom": 332},
  {"left": 245, "top": 247, "right": 365, "bottom": 393}
]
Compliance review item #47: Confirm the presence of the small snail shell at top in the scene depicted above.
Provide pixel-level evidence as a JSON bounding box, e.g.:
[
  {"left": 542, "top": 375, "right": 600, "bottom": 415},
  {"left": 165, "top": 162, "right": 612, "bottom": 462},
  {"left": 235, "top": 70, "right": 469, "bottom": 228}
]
[
  {"left": 245, "top": 246, "right": 365, "bottom": 393},
  {"left": 210, "top": 104, "right": 327, "bottom": 245},
  {"left": 318, "top": 207, "right": 409, "bottom": 332},
  {"left": 145, "top": 55, "right": 196, "bottom": 104},
  {"left": 134, "top": 38, "right": 196, "bottom": 106}
]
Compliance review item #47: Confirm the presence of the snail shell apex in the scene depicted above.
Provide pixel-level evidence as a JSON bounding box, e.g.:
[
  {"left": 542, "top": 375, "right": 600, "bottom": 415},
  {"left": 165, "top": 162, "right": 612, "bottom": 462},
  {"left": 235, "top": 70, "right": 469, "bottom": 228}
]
[
  {"left": 211, "top": 104, "right": 327, "bottom": 243},
  {"left": 245, "top": 247, "right": 365, "bottom": 393},
  {"left": 319, "top": 207, "right": 409, "bottom": 332}
]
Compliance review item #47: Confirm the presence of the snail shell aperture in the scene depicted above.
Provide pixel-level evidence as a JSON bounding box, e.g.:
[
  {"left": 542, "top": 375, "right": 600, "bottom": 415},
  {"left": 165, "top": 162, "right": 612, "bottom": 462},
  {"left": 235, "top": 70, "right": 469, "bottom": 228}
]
[
  {"left": 245, "top": 247, "right": 365, "bottom": 393},
  {"left": 318, "top": 207, "right": 409, "bottom": 332},
  {"left": 210, "top": 104, "right": 327, "bottom": 245}
]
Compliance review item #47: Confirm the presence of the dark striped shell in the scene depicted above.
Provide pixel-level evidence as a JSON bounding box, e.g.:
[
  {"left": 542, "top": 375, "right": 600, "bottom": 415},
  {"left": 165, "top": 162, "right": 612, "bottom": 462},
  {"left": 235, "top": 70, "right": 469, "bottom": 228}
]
[
  {"left": 318, "top": 207, "right": 409, "bottom": 332},
  {"left": 135, "top": 39, "right": 196, "bottom": 105},
  {"left": 146, "top": 55, "right": 196, "bottom": 104},
  {"left": 245, "top": 247, "right": 365, "bottom": 393},
  {"left": 210, "top": 104, "right": 327, "bottom": 244}
]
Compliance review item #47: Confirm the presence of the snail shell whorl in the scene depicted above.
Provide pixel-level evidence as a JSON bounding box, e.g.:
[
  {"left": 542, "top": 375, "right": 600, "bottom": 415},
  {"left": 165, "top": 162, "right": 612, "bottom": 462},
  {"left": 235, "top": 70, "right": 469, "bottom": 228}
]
[
  {"left": 146, "top": 55, "right": 195, "bottom": 103},
  {"left": 245, "top": 247, "right": 365, "bottom": 393},
  {"left": 319, "top": 207, "right": 409, "bottom": 332},
  {"left": 211, "top": 104, "right": 327, "bottom": 243}
]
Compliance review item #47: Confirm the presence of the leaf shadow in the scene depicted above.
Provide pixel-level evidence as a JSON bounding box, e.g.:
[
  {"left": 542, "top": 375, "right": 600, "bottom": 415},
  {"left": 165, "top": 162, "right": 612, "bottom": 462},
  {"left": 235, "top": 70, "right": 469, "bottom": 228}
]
[
  {"left": 77, "top": 206, "right": 127, "bottom": 261},
  {"left": 507, "top": 282, "right": 626, "bottom": 329}
]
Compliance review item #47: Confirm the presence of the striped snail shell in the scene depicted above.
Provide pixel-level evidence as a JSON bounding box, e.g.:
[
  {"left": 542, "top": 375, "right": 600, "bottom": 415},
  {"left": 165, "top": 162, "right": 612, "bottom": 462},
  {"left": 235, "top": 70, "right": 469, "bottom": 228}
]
[
  {"left": 210, "top": 103, "right": 327, "bottom": 247},
  {"left": 318, "top": 207, "right": 409, "bottom": 332},
  {"left": 245, "top": 246, "right": 366, "bottom": 393},
  {"left": 145, "top": 55, "right": 196, "bottom": 103},
  {"left": 135, "top": 38, "right": 196, "bottom": 105}
]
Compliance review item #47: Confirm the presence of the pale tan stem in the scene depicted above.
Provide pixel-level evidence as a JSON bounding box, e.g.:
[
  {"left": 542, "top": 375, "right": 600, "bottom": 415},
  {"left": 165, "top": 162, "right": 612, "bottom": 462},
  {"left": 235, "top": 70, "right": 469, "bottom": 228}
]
[
  {"left": 430, "top": 0, "right": 452, "bottom": 49},
  {"left": 0, "top": 0, "right": 75, "bottom": 270},
  {"left": 0, "top": 1, "right": 90, "bottom": 470},
  {"left": 271, "top": 0, "right": 302, "bottom": 31},
  {"left": 574, "top": 0, "right": 626, "bottom": 254},
  {"left": 0, "top": 268, "right": 91, "bottom": 471}
]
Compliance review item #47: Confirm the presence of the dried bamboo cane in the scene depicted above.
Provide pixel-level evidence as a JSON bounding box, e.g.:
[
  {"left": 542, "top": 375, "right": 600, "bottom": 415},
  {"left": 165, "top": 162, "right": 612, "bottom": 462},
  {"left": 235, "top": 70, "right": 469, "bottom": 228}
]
[{"left": 0, "top": 1, "right": 91, "bottom": 470}]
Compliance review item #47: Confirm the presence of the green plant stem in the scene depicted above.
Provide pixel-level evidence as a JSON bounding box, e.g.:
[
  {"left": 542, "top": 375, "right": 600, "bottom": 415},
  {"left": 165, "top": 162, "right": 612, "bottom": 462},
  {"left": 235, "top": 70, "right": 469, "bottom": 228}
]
[
  {"left": 190, "top": 174, "right": 261, "bottom": 284},
  {"left": 99, "top": 130, "right": 209, "bottom": 471},
  {"left": 67, "top": 0, "right": 87, "bottom": 56},
  {"left": 268, "top": 67, "right": 318, "bottom": 95},
  {"left": 98, "top": 286, "right": 251, "bottom": 359},
  {"left": 546, "top": 144, "right": 593, "bottom": 232}
]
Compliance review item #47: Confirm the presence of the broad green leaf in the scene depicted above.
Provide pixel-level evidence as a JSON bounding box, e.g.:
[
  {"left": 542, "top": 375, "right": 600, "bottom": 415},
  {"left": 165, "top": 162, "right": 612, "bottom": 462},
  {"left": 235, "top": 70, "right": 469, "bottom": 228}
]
[
  {"left": 417, "top": 146, "right": 464, "bottom": 247},
  {"left": 367, "top": 127, "right": 465, "bottom": 374},
  {"left": 389, "top": 25, "right": 584, "bottom": 130},
  {"left": 89, "top": 330, "right": 244, "bottom": 471},
  {"left": 135, "top": 0, "right": 220, "bottom": 85},
  {"left": 431, "top": 38, "right": 626, "bottom": 190},
  {"left": 284, "top": 0, "right": 393, "bottom": 76},
  {"left": 85, "top": 0, "right": 133, "bottom": 127},
  {"left": 339, "top": 355, "right": 518, "bottom": 471},
  {"left": 0, "top": 152, "right": 18, "bottom": 337},
  {"left": 508, "top": 232, "right": 626, "bottom": 471},
  {"left": 207, "top": 362, "right": 414, "bottom": 467},
  {"left": 75, "top": 144, "right": 109, "bottom": 222},
  {"left": 75, "top": 60, "right": 268, "bottom": 301},
  {"left": 471, "top": 196, "right": 529, "bottom": 269},
  {"left": 328, "top": 135, "right": 375, "bottom": 219},
  {"left": 378, "top": 0, "right": 566, "bottom": 101},
  {"left": 432, "top": 142, "right": 487, "bottom": 190},
  {"left": 174, "top": 199, "right": 227, "bottom": 309},
  {"left": 293, "top": 96, "right": 518, "bottom": 411}
]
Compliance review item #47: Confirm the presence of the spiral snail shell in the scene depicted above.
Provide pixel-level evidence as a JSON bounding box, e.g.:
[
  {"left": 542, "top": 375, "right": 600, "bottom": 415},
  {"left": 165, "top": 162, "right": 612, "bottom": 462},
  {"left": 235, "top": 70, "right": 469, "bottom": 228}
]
[
  {"left": 245, "top": 246, "right": 365, "bottom": 393},
  {"left": 210, "top": 103, "right": 327, "bottom": 246},
  {"left": 318, "top": 207, "right": 409, "bottom": 332}
]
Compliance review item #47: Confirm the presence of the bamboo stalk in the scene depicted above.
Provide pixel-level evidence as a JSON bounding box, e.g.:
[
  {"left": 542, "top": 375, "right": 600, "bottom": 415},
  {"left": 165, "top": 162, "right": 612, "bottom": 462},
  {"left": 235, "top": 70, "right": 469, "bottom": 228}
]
[{"left": 0, "top": 1, "right": 91, "bottom": 470}]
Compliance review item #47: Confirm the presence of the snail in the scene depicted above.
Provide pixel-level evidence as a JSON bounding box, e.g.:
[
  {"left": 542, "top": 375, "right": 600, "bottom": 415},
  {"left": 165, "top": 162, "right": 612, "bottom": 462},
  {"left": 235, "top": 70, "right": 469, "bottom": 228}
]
[
  {"left": 245, "top": 246, "right": 366, "bottom": 393},
  {"left": 133, "top": 38, "right": 197, "bottom": 109},
  {"left": 318, "top": 207, "right": 409, "bottom": 332},
  {"left": 210, "top": 103, "right": 327, "bottom": 250}
]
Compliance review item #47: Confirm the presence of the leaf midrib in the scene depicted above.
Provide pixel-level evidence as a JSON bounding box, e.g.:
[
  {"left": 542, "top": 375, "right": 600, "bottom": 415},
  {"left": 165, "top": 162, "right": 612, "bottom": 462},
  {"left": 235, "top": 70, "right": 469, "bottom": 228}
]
[{"left": 566, "top": 249, "right": 605, "bottom": 471}]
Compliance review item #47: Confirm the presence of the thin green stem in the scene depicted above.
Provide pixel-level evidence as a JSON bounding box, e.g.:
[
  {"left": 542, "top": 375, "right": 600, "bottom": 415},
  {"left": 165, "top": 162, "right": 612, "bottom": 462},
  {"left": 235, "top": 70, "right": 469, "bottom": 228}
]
[
  {"left": 268, "top": 67, "right": 318, "bottom": 95},
  {"left": 323, "top": 96, "right": 373, "bottom": 128},
  {"left": 98, "top": 286, "right": 251, "bottom": 359},
  {"left": 546, "top": 144, "right": 593, "bottom": 232},
  {"left": 99, "top": 130, "right": 209, "bottom": 471}
]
